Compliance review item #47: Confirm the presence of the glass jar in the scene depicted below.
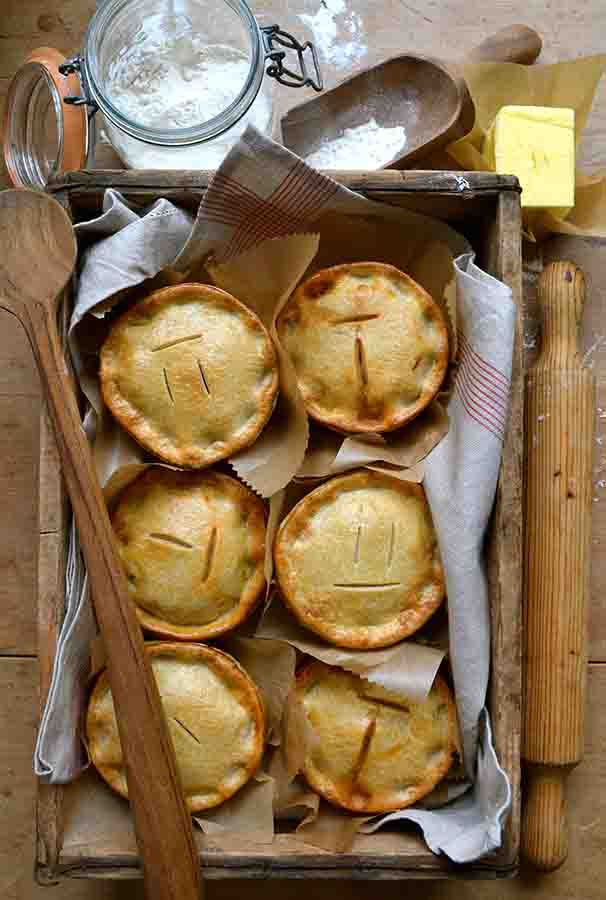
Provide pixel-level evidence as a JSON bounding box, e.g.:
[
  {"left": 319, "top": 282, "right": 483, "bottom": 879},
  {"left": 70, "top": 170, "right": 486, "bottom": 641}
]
[{"left": 4, "top": 0, "right": 321, "bottom": 184}]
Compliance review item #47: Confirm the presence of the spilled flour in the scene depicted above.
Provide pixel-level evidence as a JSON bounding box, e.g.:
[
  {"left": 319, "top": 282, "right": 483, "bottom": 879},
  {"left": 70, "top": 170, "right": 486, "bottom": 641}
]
[
  {"left": 299, "top": 0, "right": 367, "bottom": 69},
  {"left": 305, "top": 118, "right": 407, "bottom": 169}
]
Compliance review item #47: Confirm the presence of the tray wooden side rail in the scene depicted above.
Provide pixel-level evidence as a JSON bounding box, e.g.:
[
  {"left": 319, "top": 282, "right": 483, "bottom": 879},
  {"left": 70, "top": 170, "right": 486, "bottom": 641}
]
[{"left": 36, "top": 170, "right": 523, "bottom": 883}]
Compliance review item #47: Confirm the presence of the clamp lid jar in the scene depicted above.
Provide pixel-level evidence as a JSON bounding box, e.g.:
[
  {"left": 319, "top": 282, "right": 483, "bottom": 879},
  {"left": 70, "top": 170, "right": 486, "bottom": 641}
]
[
  {"left": 5, "top": 0, "right": 322, "bottom": 184},
  {"left": 4, "top": 47, "right": 89, "bottom": 188}
]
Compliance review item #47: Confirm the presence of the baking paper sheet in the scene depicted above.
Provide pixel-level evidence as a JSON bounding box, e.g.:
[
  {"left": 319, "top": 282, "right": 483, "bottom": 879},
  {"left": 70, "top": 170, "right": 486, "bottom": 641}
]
[{"left": 445, "top": 55, "right": 606, "bottom": 240}]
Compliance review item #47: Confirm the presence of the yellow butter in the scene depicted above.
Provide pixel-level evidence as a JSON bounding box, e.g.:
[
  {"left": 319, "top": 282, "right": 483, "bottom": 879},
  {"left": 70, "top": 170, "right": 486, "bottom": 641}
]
[{"left": 484, "top": 106, "right": 575, "bottom": 209}]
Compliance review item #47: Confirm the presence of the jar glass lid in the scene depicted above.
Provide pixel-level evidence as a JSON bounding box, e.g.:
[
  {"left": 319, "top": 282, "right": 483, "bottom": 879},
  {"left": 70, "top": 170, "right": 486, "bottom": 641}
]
[{"left": 3, "top": 47, "right": 88, "bottom": 189}]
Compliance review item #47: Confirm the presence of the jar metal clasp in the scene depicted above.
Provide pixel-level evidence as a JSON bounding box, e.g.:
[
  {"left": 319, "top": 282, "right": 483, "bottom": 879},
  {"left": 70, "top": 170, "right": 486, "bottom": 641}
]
[
  {"left": 261, "top": 26, "right": 323, "bottom": 92},
  {"left": 59, "top": 56, "right": 99, "bottom": 111}
]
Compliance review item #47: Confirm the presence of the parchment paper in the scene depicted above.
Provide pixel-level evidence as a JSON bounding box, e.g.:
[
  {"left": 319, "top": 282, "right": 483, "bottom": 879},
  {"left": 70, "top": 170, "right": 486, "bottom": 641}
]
[
  {"left": 444, "top": 55, "right": 606, "bottom": 240},
  {"left": 297, "top": 404, "right": 448, "bottom": 483},
  {"left": 257, "top": 596, "right": 444, "bottom": 703}
]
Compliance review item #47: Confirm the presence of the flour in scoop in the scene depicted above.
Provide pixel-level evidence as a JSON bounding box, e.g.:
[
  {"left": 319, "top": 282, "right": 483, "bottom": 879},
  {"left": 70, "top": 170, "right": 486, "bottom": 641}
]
[
  {"left": 304, "top": 118, "right": 406, "bottom": 170},
  {"left": 104, "top": 16, "right": 272, "bottom": 168}
]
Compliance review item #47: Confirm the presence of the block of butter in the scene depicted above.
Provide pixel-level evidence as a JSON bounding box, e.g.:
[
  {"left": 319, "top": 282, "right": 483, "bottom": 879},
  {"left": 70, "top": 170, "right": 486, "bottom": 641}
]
[{"left": 484, "top": 106, "right": 575, "bottom": 208}]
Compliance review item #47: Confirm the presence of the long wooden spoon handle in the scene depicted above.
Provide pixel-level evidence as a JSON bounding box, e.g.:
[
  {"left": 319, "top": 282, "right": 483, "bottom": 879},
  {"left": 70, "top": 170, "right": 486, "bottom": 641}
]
[
  {"left": 468, "top": 25, "right": 542, "bottom": 64},
  {"left": 522, "top": 262, "right": 593, "bottom": 871},
  {"left": 25, "top": 301, "right": 201, "bottom": 900}
]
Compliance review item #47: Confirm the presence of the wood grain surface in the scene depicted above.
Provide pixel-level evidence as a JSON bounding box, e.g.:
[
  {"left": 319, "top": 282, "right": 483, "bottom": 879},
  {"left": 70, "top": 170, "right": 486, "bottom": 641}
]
[
  {"left": 523, "top": 262, "right": 594, "bottom": 870},
  {"left": 1, "top": 0, "right": 606, "bottom": 898},
  {"left": 524, "top": 263, "right": 593, "bottom": 766}
]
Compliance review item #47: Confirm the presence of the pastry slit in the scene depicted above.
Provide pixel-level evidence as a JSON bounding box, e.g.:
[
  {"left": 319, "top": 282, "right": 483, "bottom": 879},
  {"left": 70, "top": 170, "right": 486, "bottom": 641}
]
[
  {"left": 333, "top": 314, "right": 380, "bottom": 325},
  {"left": 355, "top": 335, "right": 369, "bottom": 387},
  {"left": 162, "top": 367, "right": 174, "bottom": 403},
  {"left": 149, "top": 533, "right": 193, "bottom": 550},
  {"left": 387, "top": 521, "right": 396, "bottom": 568},
  {"left": 350, "top": 716, "right": 377, "bottom": 792},
  {"left": 172, "top": 716, "right": 201, "bottom": 744},
  {"left": 333, "top": 582, "right": 401, "bottom": 590},
  {"left": 202, "top": 526, "right": 217, "bottom": 582},
  {"left": 152, "top": 333, "right": 203, "bottom": 352},
  {"left": 354, "top": 524, "right": 362, "bottom": 564},
  {"left": 197, "top": 359, "right": 211, "bottom": 395},
  {"left": 361, "top": 694, "right": 410, "bottom": 714}
]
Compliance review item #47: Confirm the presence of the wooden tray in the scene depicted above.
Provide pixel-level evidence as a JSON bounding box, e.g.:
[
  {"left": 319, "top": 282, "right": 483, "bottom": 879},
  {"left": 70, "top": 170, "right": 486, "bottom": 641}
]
[{"left": 36, "top": 169, "right": 523, "bottom": 883}]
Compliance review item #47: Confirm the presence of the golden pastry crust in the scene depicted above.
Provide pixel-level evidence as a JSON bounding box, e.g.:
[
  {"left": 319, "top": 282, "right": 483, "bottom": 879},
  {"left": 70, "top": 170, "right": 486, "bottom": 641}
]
[
  {"left": 111, "top": 468, "right": 266, "bottom": 640},
  {"left": 100, "top": 283, "right": 279, "bottom": 468},
  {"left": 277, "top": 262, "right": 448, "bottom": 434},
  {"left": 274, "top": 469, "right": 444, "bottom": 649},
  {"left": 87, "top": 643, "right": 265, "bottom": 812},
  {"left": 296, "top": 662, "right": 458, "bottom": 813}
]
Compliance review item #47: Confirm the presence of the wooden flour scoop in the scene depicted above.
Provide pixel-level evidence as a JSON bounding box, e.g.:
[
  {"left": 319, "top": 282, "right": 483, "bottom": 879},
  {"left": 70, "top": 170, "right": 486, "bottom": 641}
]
[
  {"left": 281, "top": 25, "right": 542, "bottom": 167},
  {"left": 0, "top": 190, "right": 201, "bottom": 900},
  {"left": 523, "top": 262, "right": 594, "bottom": 870}
]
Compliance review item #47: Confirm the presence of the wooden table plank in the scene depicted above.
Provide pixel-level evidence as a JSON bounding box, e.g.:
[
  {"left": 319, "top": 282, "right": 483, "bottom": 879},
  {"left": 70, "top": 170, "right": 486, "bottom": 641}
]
[
  {"left": 0, "top": 1, "right": 94, "bottom": 75},
  {"left": 0, "top": 397, "right": 39, "bottom": 655},
  {"left": 0, "top": 658, "right": 145, "bottom": 900},
  {"left": 0, "top": 306, "right": 40, "bottom": 398}
]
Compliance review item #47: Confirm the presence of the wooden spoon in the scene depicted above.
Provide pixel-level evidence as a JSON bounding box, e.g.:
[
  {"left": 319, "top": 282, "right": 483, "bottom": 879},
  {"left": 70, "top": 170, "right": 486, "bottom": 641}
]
[
  {"left": 281, "top": 25, "right": 542, "bottom": 169},
  {"left": 0, "top": 189, "right": 201, "bottom": 900}
]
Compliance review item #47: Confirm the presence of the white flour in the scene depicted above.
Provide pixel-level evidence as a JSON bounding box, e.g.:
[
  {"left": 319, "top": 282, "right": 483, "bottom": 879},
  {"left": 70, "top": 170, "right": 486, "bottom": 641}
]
[
  {"left": 104, "top": 15, "right": 272, "bottom": 169},
  {"left": 305, "top": 118, "right": 407, "bottom": 170},
  {"left": 299, "top": 0, "right": 367, "bottom": 69}
]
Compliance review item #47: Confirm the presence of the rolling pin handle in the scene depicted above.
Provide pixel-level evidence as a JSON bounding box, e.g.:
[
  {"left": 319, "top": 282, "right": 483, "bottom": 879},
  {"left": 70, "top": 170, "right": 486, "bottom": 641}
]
[
  {"left": 537, "top": 261, "right": 585, "bottom": 369},
  {"left": 522, "top": 765, "right": 569, "bottom": 871}
]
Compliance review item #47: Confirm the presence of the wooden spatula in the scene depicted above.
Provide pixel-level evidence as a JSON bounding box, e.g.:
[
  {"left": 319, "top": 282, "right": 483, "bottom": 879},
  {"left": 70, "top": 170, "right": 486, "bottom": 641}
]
[
  {"left": 523, "top": 261, "right": 594, "bottom": 870},
  {"left": 0, "top": 189, "right": 201, "bottom": 900}
]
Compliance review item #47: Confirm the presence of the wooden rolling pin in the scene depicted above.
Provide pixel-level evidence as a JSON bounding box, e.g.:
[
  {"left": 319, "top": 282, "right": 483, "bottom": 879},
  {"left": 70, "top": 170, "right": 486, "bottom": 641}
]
[
  {"left": 522, "top": 261, "right": 594, "bottom": 870},
  {"left": 0, "top": 191, "right": 201, "bottom": 899}
]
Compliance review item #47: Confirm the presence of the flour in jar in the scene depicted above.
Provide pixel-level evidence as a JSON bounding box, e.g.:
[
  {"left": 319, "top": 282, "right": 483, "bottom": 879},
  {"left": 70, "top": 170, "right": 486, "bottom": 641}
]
[
  {"left": 304, "top": 118, "right": 406, "bottom": 170},
  {"left": 104, "top": 16, "right": 272, "bottom": 168}
]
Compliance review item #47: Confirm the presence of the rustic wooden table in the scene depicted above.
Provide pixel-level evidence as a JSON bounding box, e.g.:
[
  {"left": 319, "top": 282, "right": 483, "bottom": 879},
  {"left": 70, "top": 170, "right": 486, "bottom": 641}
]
[{"left": 2, "top": 1, "right": 605, "bottom": 898}]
